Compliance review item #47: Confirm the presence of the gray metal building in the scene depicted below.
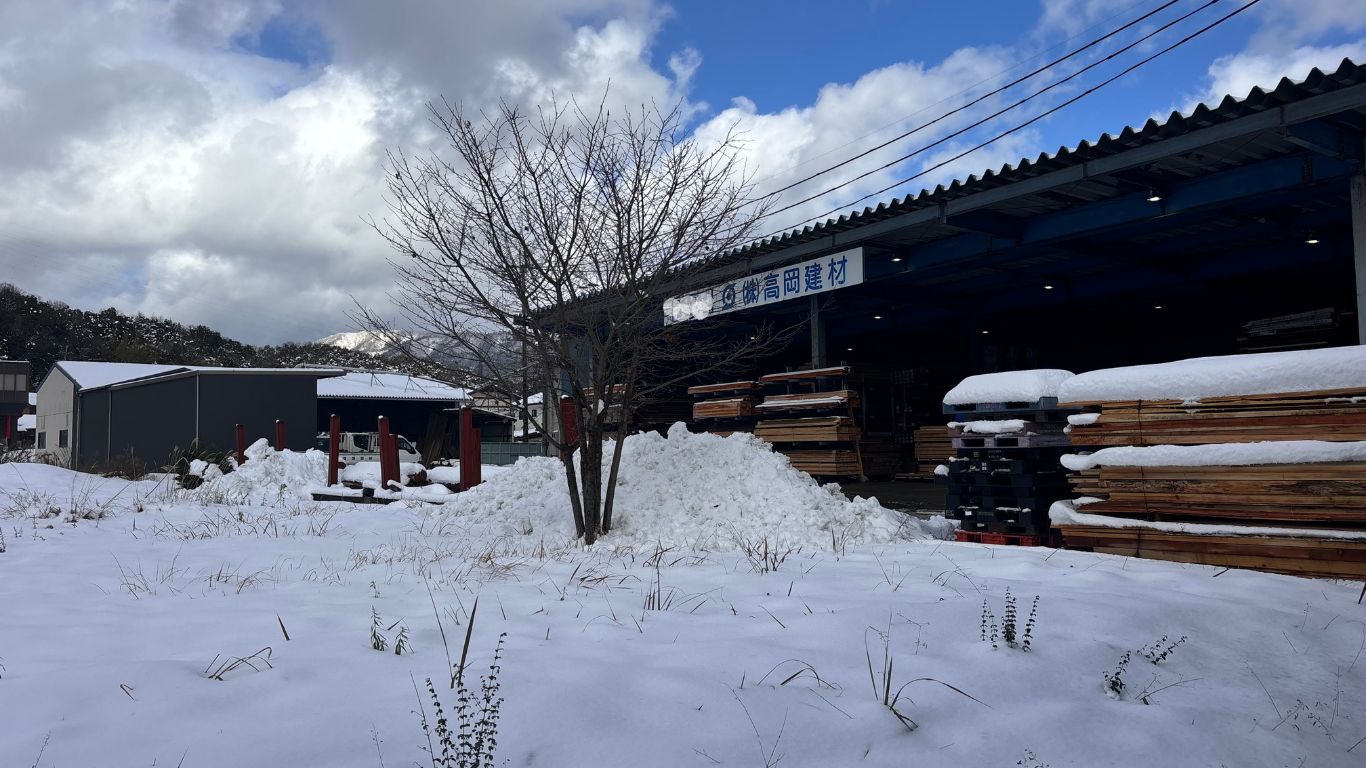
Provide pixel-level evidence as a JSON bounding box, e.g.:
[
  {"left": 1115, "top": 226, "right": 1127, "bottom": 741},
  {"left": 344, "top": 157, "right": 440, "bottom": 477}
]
[{"left": 36, "top": 362, "right": 342, "bottom": 469}]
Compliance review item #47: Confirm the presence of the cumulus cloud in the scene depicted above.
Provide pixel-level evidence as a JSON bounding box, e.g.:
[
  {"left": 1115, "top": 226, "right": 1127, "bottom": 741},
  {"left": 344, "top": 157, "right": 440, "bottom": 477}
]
[
  {"left": 1178, "top": 0, "right": 1366, "bottom": 111},
  {"left": 3, "top": 0, "right": 1343, "bottom": 344}
]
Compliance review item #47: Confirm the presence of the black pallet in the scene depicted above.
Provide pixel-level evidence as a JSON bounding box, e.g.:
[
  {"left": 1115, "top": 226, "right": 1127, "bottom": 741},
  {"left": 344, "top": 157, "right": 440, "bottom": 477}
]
[
  {"left": 953, "top": 445, "right": 1071, "bottom": 462},
  {"left": 944, "top": 456, "right": 1069, "bottom": 475},
  {"left": 943, "top": 397, "right": 1077, "bottom": 416},
  {"left": 946, "top": 487, "right": 1072, "bottom": 510},
  {"left": 943, "top": 468, "right": 1070, "bottom": 489}
]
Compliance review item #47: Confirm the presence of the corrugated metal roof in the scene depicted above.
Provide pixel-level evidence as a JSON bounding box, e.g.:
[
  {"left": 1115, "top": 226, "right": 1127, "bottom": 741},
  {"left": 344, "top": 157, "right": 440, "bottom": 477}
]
[{"left": 722, "top": 57, "right": 1366, "bottom": 266}]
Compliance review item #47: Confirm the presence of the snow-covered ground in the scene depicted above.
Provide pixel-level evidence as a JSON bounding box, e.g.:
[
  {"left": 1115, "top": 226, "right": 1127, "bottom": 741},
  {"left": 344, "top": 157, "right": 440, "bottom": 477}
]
[{"left": 2, "top": 445, "right": 1365, "bottom": 766}]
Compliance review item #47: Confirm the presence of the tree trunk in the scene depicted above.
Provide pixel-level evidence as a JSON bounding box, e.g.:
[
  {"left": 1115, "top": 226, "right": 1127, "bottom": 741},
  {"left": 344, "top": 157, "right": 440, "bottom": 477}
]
[
  {"left": 561, "top": 450, "right": 586, "bottom": 538},
  {"left": 601, "top": 413, "right": 631, "bottom": 533},
  {"left": 579, "top": 422, "right": 603, "bottom": 545}
]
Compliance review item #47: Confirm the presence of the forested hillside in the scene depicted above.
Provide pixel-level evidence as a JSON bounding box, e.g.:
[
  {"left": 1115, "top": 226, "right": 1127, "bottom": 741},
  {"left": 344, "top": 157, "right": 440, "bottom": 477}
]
[{"left": 0, "top": 283, "right": 421, "bottom": 386}]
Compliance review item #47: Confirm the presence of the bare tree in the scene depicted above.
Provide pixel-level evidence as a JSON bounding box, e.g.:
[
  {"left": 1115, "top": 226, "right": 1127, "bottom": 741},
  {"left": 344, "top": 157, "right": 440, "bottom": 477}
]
[{"left": 364, "top": 93, "right": 790, "bottom": 545}]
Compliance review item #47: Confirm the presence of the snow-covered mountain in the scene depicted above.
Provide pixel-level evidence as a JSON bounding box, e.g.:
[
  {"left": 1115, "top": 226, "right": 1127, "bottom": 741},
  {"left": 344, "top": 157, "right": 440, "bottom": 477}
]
[
  {"left": 317, "top": 328, "right": 518, "bottom": 377},
  {"left": 316, "top": 330, "right": 402, "bottom": 356}
]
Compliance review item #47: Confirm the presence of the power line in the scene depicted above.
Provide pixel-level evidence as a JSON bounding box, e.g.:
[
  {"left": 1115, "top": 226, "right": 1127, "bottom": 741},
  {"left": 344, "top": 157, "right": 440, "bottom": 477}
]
[
  {"left": 757, "top": 0, "right": 1225, "bottom": 226},
  {"left": 745, "top": 0, "right": 1163, "bottom": 190},
  {"left": 753, "top": 0, "right": 1185, "bottom": 203},
  {"left": 753, "top": 0, "right": 1264, "bottom": 243}
]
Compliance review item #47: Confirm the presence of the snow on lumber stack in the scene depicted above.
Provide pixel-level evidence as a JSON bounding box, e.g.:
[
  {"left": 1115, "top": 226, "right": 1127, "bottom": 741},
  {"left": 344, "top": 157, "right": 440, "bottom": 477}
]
[
  {"left": 942, "top": 369, "right": 1073, "bottom": 408},
  {"left": 1057, "top": 345, "right": 1366, "bottom": 404},
  {"left": 439, "top": 423, "right": 933, "bottom": 549}
]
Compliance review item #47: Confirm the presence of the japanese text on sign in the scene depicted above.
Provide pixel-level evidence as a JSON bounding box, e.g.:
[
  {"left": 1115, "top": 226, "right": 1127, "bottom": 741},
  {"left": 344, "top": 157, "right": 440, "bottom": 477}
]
[{"left": 663, "top": 247, "right": 864, "bottom": 324}]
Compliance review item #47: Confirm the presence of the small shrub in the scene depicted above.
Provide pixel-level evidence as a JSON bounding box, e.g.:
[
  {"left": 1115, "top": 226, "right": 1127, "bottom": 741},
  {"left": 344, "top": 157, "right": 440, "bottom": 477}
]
[
  {"left": 1137, "top": 635, "right": 1187, "bottom": 665},
  {"left": 416, "top": 633, "right": 507, "bottom": 768},
  {"left": 980, "top": 590, "right": 1038, "bottom": 651},
  {"left": 204, "top": 647, "right": 273, "bottom": 681},
  {"left": 1104, "top": 652, "right": 1131, "bottom": 699},
  {"left": 735, "top": 535, "right": 799, "bottom": 574},
  {"left": 395, "top": 626, "right": 412, "bottom": 656},
  {"left": 370, "top": 607, "right": 389, "bottom": 651}
]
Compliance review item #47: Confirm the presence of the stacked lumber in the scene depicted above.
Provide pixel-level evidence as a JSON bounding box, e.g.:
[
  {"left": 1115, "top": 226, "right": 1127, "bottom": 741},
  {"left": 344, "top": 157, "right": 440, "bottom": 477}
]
[
  {"left": 755, "top": 389, "right": 860, "bottom": 413},
  {"left": 1056, "top": 526, "right": 1366, "bottom": 580},
  {"left": 692, "top": 397, "right": 755, "bottom": 420},
  {"left": 752, "top": 366, "right": 868, "bottom": 479},
  {"left": 859, "top": 436, "right": 902, "bottom": 478},
  {"left": 782, "top": 448, "right": 863, "bottom": 476},
  {"left": 907, "top": 426, "right": 952, "bottom": 479},
  {"left": 1067, "top": 463, "right": 1366, "bottom": 525},
  {"left": 1066, "top": 389, "right": 1366, "bottom": 446},
  {"left": 688, "top": 381, "right": 762, "bottom": 436},
  {"left": 754, "top": 416, "right": 858, "bottom": 442},
  {"left": 1238, "top": 308, "right": 1339, "bottom": 353},
  {"left": 1053, "top": 345, "right": 1366, "bottom": 578}
]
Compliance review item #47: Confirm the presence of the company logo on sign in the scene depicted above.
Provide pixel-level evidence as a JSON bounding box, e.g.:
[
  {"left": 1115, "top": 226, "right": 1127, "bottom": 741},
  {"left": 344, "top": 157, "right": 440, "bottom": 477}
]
[{"left": 663, "top": 247, "right": 864, "bottom": 324}]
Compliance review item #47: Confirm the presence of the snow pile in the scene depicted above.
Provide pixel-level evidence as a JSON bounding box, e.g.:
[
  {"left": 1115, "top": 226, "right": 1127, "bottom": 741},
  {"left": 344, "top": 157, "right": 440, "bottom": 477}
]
[
  {"left": 187, "top": 439, "right": 326, "bottom": 503},
  {"left": 440, "top": 423, "right": 936, "bottom": 549},
  {"left": 1049, "top": 499, "right": 1366, "bottom": 540},
  {"left": 943, "top": 369, "right": 1074, "bottom": 405},
  {"left": 1066, "top": 412, "right": 1099, "bottom": 426},
  {"left": 1058, "top": 345, "right": 1366, "bottom": 403},
  {"left": 951, "top": 419, "right": 1027, "bottom": 435},
  {"left": 339, "top": 461, "right": 427, "bottom": 487},
  {"left": 1061, "top": 440, "right": 1366, "bottom": 471}
]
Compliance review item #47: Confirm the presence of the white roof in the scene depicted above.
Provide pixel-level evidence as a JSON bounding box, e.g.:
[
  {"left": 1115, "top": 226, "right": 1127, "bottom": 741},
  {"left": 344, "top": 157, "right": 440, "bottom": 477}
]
[
  {"left": 54, "top": 361, "right": 341, "bottom": 392},
  {"left": 316, "top": 371, "right": 469, "bottom": 401},
  {"left": 57, "top": 362, "right": 184, "bottom": 390},
  {"left": 16, "top": 414, "right": 34, "bottom": 431}
]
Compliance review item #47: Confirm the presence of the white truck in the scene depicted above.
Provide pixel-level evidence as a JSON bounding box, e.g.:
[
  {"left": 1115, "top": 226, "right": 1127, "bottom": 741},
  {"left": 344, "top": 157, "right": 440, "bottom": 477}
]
[{"left": 314, "top": 431, "right": 423, "bottom": 465}]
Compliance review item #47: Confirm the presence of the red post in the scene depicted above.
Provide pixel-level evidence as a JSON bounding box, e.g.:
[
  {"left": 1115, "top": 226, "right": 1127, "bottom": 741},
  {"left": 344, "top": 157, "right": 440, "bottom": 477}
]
[
  {"left": 235, "top": 423, "right": 246, "bottom": 464},
  {"left": 3, "top": 415, "right": 10, "bottom": 441},
  {"left": 470, "top": 427, "right": 481, "bottom": 488},
  {"left": 378, "top": 415, "right": 393, "bottom": 488},
  {"left": 385, "top": 433, "right": 401, "bottom": 489},
  {"left": 459, "top": 406, "right": 477, "bottom": 490},
  {"left": 327, "top": 414, "right": 340, "bottom": 486},
  {"left": 559, "top": 396, "right": 577, "bottom": 451},
  {"left": 275, "top": 419, "right": 286, "bottom": 451}
]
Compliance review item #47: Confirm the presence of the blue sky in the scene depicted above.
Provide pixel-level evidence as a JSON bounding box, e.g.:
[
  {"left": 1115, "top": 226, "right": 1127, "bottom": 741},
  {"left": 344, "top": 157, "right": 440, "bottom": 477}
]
[{"left": 1, "top": 0, "right": 1363, "bottom": 342}]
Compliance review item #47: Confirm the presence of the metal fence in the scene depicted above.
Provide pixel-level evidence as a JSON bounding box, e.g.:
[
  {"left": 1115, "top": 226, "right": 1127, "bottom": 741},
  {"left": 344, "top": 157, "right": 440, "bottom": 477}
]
[{"left": 480, "top": 441, "right": 548, "bottom": 466}]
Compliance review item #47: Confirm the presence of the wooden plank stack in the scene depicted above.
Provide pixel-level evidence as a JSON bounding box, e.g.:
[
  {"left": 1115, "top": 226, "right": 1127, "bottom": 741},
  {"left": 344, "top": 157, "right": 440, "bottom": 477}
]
[
  {"left": 906, "top": 426, "right": 952, "bottom": 479},
  {"left": 753, "top": 367, "right": 867, "bottom": 479},
  {"left": 687, "top": 381, "right": 762, "bottom": 436},
  {"left": 1055, "top": 347, "right": 1366, "bottom": 579}
]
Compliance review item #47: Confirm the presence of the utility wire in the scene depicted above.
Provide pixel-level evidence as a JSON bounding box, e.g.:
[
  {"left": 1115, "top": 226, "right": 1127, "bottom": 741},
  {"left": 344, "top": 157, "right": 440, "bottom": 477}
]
[
  {"left": 745, "top": 0, "right": 1163, "bottom": 190},
  {"left": 757, "top": 0, "right": 1225, "bottom": 226},
  {"left": 752, "top": 0, "right": 1263, "bottom": 243},
  {"left": 753, "top": 0, "right": 1185, "bottom": 203}
]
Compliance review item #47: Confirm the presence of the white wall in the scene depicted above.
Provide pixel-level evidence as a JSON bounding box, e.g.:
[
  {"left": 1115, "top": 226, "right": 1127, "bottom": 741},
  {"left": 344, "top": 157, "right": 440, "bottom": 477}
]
[{"left": 36, "top": 367, "right": 75, "bottom": 467}]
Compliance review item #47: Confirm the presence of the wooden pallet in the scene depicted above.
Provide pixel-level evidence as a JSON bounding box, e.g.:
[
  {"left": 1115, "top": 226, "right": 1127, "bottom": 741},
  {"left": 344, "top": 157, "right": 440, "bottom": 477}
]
[
  {"left": 686, "top": 381, "right": 763, "bottom": 395},
  {"left": 909, "top": 425, "right": 952, "bottom": 478},
  {"left": 1057, "top": 524, "right": 1366, "bottom": 579},
  {"left": 952, "top": 432, "right": 1071, "bottom": 449}
]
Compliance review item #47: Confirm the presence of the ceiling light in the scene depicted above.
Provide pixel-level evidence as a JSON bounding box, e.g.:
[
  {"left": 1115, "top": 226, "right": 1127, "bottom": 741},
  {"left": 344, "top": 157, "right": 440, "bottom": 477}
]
[
  {"left": 1305, "top": 232, "right": 1320, "bottom": 245},
  {"left": 1153, "top": 305, "right": 1163, "bottom": 310},
  {"left": 981, "top": 330, "right": 990, "bottom": 335},
  {"left": 1146, "top": 188, "right": 1162, "bottom": 202},
  {"left": 846, "top": 347, "right": 854, "bottom": 352},
  {"left": 873, "top": 314, "right": 883, "bottom": 320},
  {"left": 891, "top": 256, "right": 903, "bottom": 262},
  {"left": 1043, "top": 284, "right": 1054, "bottom": 290}
]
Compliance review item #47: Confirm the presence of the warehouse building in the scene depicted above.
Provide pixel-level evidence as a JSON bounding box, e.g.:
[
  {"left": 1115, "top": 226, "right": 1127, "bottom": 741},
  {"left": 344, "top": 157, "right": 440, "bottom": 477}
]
[
  {"left": 655, "top": 59, "right": 1366, "bottom": 480},
  {"left": 36, "top": 362, "right": 342, "bottom": 469}
]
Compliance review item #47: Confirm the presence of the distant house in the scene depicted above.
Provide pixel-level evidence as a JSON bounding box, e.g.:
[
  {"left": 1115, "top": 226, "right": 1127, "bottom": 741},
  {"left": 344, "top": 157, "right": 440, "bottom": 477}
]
[
  {"left": 35, "top": 362, "right": 343, "bottom": 469},
  {"left": 0, "top": 360, "right": 31, "bottom": 449},
  {"left": 315, "top": 370, "right": 472, "bottom": 459}
]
